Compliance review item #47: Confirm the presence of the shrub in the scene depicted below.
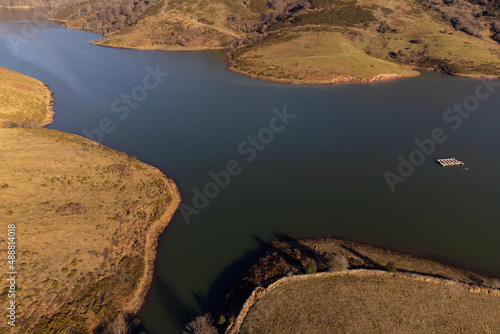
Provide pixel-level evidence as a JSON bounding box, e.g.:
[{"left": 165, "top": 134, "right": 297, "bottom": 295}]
[
  {"left": 1, "top": 183, "right": 8, "bottom": 189},
  {"left": 385, "top": 262, "right": 397, "bottom": 273},
  {"left": 305, "top": 260, "right": 317, "bottom": 274},
  {"left": 183, "top": 313, "right": 218, "bottom": 334},
  {"left": 104, "top": 314, "right": 131, "bottom": 334},
  {"left": 328, "top": 254, "right": 349, "bottom": 272},
  {"left": 489, "top": 278, "right": 500, "bottom": 289},
  {"left": 378, "top": 21, "right": 391, "bottom": 33},
  {"left": 217, "top": 315, "right": 226, "bottom": 325}
]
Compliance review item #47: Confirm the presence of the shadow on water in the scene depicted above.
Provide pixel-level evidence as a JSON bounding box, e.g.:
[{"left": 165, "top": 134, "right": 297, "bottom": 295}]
[
  {"left": 139, "top": 231, "right": 500, "bottom": 333},
  {"left": 154, "top": 279, "right": 199, "bottom": 332},
  {"left": 191, "top": 236, "right": 269, "bottom": 312},
  {"left": 187, "top": 232, "right": 332, "bottom": 323}
]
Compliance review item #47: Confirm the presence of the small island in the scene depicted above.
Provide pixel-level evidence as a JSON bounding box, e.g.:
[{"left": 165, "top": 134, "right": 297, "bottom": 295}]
[{"left": 0, "top": 67, "right": 180, "bottom": 333}]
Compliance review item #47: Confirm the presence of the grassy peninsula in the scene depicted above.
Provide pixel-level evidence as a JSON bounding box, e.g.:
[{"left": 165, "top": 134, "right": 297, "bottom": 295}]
[
  {"left": 49, "top": 0, "right": 500, "bottom": 84},
  {"left": 0, "top": 67, "right": 54, "bottom": 128},
  {"left": 216, "top": 238, "right": 500, "bottom": 333},
  {"left": 0, "top": 68, "right": 180, "bottom": 333}
]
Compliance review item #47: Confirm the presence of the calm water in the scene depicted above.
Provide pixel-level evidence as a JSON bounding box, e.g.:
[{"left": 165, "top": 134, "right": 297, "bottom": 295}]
[{"left": 1, "top": 9, "right": 500, "bottom": 334}]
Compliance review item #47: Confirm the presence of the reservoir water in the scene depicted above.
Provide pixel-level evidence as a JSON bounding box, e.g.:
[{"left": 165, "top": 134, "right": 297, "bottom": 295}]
[{"left": 1, "top": 9, "right": 499, "bottom": 334}]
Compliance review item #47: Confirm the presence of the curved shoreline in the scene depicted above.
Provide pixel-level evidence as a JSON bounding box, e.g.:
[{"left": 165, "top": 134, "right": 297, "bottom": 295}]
[
  {"left": 39, "top": 82, "right": 55, "bottom": 127},
  {"left": 35, "top": 76, "right": 183, "bottom": 322},
  {"left": 46, "top": 19, "right": 500, "bottom": 86},
  {"left": 124, "top": 173, "right": 181, "bottom": 315},
  {"left": 227, "top": 269, "right": 500, "bottom": 334},
  {"left": 220, "top": 237, "right": 500, "bottom": 334},
  {"left": 228, "top": 64, "right": 416, "bottom": 85},
  {"left": 0, "top": 67, "right": 182, "bottom": 329}
]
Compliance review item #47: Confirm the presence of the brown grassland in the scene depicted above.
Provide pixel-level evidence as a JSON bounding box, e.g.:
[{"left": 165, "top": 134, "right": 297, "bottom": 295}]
[
  {"left": 0, "top": 67, "right": 54, "bottom": 128},
  {"left": 0, "top": 129, "right": 180, "bottom": 333},
  {"left": 0, "top": 68, "right": 180, "bottom": 332},
  {"left": 238, "top": 271, "right": 500, "bottom": 333},
  {"left": 51, "top": 0, "right": 500, "bottom": 84},
  {"left": 218, "top": 238, "right": 500, "bottom": 333},
  {"left": 230, "top": 0, "right": 500, "bottom": 83}
]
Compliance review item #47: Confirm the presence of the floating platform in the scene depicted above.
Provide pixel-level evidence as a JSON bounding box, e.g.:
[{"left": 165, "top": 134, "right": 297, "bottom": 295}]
[{"left": 436, "top": 158, "right": 464, "bottom": 167}]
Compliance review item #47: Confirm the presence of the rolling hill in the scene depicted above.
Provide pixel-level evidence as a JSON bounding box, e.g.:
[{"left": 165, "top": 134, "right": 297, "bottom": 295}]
[{"left": 48, "top": 0, "right": 500, "bottom": 84}]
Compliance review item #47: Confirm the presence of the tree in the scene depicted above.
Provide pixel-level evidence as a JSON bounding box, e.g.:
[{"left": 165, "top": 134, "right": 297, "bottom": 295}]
[
  {"left": 104, "top": 314, "right": 131, "bottom": 334},
  {"left": 183, "top": 313, "right": 218, "bottom": 334}
]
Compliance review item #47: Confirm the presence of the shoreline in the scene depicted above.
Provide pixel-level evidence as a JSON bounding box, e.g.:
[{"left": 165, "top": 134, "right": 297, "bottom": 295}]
[
  {"left": 215, "top": 236, "right": 500, "bottom": 333},
  {"left": 227, "top": 268, "right": 500, "bottom": 334},
  {"left": 46, "top": 18, "right": 500, "bottom": 86},
  {"left": 0, "top": 67, "right": 182, "bottom": 329},
  {"left": 0, "top": 66, "right": 56, "bottom": 128},
  {"left": 123, "top": 172, "right": 181, "bottom": 315},
  {"left": 39, "top": 82, "right": 55, "bottom": 127},
  {"left": 36, "top": 76, "right": 183, "bottom": 322},
  {"left": 228, "top": 64, "right": 415, "bottom": 85}
]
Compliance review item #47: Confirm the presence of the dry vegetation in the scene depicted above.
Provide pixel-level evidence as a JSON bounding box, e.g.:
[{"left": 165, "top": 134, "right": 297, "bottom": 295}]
[
  {"left": 0, "top": 68, "right": 180, "bottom": 332},
  {"left": 49, "top": 0, "right": 162, "bottom": 35},
  {"left": 230, "top": 0, "right": 500, "bottom": 83},
  {"left": 48, "top": 0, "right": 500, "bottom": 83},
  {"left": 216, "top": 237, "right": 500, "bottom": 333},
  {"left": 0, "top": 67, "right": 54, "bottom": 128},
  {"left": 0, "top": 129, "right": 180, "bottom": 333},
  {"left": 239, "top": 271, "right": 500, "bottom": 333}
]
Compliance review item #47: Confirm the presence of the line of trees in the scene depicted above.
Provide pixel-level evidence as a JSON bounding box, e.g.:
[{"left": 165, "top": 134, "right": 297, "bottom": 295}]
[{"left": 48, "top": 0, "right": 161, "bottom": 34}]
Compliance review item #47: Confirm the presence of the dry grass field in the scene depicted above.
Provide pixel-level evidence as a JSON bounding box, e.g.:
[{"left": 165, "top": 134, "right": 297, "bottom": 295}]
[
  {"left": 218, "top": 237, "right": 500, "bottom": 333},
  {"left": 231, "top": 0, "right": 500, "bottom": 83},
  {"left": 0, "top": 67, "right": 54, "bottom": 128},
  {"left": 0, "top": 129, "right": 180, "bottom": 333},
  {"left": 239, "top": 271, "right": 500, "bottom": 333}
]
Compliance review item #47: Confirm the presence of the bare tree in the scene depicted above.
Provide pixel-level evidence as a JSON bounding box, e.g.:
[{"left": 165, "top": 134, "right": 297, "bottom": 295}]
[
  {"left": 183, "top": 313, "right": 218, "bottom": 334},
  {"left": 105, "top": 314, "right": 131, "bottom": 334}
]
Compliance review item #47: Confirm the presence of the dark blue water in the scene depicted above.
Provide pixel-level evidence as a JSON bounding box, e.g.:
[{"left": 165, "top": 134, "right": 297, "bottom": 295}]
[{"left": 1, "top": 9, "right": 500, "bottom": 334}]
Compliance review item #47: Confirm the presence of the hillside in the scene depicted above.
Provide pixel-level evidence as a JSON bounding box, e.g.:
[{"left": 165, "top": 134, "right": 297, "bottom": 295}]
[
  {"left": 0, "top": 68, "right": 181, "bottom": 333},
  {"left": 50, "top": 0, "right": 500, "bottom": 83}
]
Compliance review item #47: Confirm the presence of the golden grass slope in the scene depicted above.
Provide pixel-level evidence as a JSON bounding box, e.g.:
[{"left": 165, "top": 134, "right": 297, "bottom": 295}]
[
  {"left": 230, "top": 0, "right": 500, "bottom": 84},
  {"left": 0, "top": 67, "right": 54, "bottom": 128},
  {"left": 0, "top": 129, "right": 180, "bottom": 333},
  {"left": 238, "top": 270, "right": 500, "bottom": 333},
  {"left": 52, "top": 0, "right": 500, "bottom": 83}
]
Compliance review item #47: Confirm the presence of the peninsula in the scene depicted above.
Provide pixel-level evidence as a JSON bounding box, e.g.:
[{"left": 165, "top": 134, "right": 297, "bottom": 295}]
[
  {"left": 0, "top": 67, "right": 180, "bottom": 333},
  {"left": 49, "top": 0, "right": 500, "bottom": 84}
]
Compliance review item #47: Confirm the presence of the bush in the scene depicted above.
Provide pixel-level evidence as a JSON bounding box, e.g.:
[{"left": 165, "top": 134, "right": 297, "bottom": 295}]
[
  {"left": 183, "top": 313, "right": 218, "bottom": 334},
  {"left": 104, "top": 314, "right": 131, "bottom": 334},
  {"left": 489, "top": 278, "right": 500, "bottom": 289},
  {"left": 217, "top": 315, "right": 226, "bottom": 325},
  {"left": 385, "top": 262, "right": 397, "bottom": 273},
  {"left": 1, "top": 183, "right": 9, "bottom": 189},
  {"left": 305, "top": 260, "right": 317, "bottom": 274},
  {"left": 378, "top": 21, "right": 391, "bottom": 33},
  {"left": 328, "top": 254, "right": 349, "bottom": 272}
]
